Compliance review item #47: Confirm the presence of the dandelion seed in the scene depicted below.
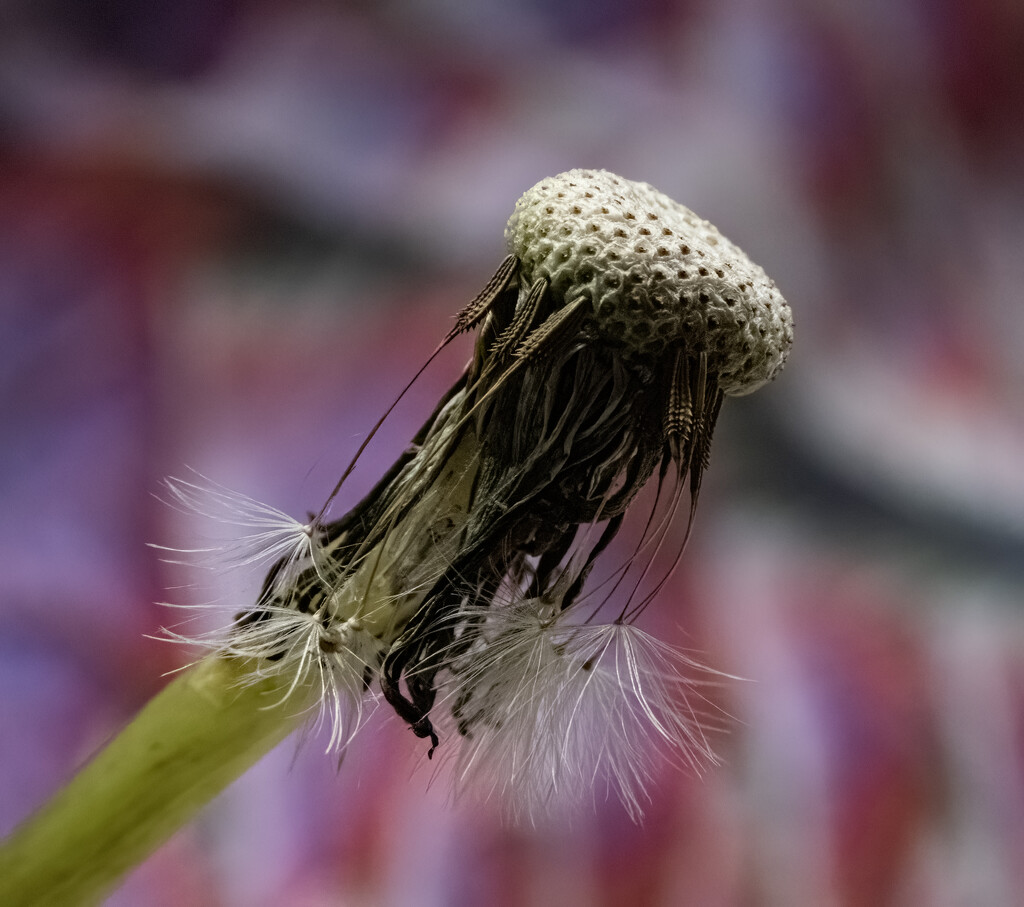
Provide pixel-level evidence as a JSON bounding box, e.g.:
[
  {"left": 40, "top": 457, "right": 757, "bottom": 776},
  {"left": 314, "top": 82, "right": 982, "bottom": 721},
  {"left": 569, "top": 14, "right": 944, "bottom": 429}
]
[
  {"left": 153, "top": 472, "right": 329, "bottom": 588},
  {"left": 160, "top": 169, "right": 792, "bottom": 816},
  {"left": 423, "top": 591, "right": 726, "bottom": 822}
]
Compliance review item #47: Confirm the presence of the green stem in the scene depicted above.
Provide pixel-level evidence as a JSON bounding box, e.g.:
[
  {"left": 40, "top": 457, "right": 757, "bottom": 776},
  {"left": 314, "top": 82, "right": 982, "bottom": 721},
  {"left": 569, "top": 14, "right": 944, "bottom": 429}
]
[
  {"left": 0, "top": 655, "right": 316, "bottom": 907},
  {"left": 0, "top": 416, "right": 483, "bottom": 906}
]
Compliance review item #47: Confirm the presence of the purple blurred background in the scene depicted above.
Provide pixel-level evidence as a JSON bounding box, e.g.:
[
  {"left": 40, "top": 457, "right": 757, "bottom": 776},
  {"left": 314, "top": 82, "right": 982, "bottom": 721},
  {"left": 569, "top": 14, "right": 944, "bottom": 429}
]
[{"left": 2, "top": 1, "right": 1024, "bottom": 904}]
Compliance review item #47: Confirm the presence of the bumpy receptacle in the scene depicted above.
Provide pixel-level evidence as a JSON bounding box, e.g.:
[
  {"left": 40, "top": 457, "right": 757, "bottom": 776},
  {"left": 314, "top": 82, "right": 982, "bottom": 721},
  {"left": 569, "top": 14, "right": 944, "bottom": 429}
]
[{"left": 506, "top": 168, "right": 793, "bottom": 395}]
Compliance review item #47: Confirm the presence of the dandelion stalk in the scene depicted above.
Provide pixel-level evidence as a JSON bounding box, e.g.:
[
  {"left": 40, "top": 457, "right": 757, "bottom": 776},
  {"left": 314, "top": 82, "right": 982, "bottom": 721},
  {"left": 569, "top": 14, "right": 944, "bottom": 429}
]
[
  {"left": 1, "top": 432, "right": 482, "bottom": 906},
  {"left": 0, "top": 656, "right": 314, "bottom": 907},
  {"left": 0, "top": 169, "right": 792, "bottom": 901}
]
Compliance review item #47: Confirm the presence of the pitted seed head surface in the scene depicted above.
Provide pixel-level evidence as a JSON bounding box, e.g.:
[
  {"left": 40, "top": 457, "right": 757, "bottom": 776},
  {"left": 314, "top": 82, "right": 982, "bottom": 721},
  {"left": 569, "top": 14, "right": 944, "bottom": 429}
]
[{"left": 506, "top": 169, "right": 793, "bottom": 395}]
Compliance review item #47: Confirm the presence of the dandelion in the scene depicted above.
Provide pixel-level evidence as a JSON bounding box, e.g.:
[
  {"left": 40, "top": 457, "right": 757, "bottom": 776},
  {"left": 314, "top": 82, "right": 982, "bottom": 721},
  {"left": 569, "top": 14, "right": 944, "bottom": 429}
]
[
  {"left": 0, "top": 169, "right": 792, "bottom": 902},
  {"left": 171, "top": 168, "right": 791, "bottom": 799}
]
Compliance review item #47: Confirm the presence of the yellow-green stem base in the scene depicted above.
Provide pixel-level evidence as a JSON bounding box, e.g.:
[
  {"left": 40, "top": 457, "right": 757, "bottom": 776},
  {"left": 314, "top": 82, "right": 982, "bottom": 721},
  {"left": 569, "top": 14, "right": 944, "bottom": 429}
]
[{"left": 0, "top": 655, "right": 314, "bottom": 906}]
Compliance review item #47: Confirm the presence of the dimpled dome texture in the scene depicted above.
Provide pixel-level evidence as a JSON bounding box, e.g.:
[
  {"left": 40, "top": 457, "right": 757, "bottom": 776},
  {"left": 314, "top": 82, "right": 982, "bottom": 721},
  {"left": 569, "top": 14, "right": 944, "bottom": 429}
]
[{"left": 505, "top": 169, "right": 793, "bottom": 396}]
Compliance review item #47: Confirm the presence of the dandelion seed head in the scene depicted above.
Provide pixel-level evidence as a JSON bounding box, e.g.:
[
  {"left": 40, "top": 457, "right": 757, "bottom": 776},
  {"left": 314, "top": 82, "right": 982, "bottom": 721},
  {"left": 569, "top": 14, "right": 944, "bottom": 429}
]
[
  {"left": 155, "top": 168, "right": 791, "bottom": 817},
  {"left": 506, "top": 169, "right": 793, "bottom": 394}
]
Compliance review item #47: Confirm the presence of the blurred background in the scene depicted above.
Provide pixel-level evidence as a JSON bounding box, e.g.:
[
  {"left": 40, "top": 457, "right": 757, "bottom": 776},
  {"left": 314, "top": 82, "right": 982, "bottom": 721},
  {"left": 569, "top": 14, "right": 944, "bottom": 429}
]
[{"left": 2, "top": 1, "right": 1023, "bottom": 904}]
